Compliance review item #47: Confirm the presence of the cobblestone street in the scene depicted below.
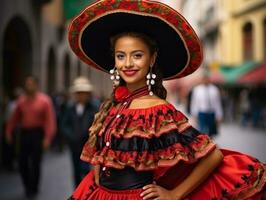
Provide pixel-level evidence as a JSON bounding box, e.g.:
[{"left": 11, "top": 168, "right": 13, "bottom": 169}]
[{"left": 0, "top": 149, "right": 73, "bottom": 200}]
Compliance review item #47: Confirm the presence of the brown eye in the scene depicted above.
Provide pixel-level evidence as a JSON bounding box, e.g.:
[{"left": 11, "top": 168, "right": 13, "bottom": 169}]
[
  {"left": 116, "top": 54, "right": 125, "bottom": 60},
  {"left": 133, "top": 53, "right": 143, "bottom": 59}
]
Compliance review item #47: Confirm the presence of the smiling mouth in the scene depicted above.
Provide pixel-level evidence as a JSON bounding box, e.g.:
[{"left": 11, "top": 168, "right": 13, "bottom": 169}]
[{"left": 122, "top": 70, "right": 139, "bottom": 77}]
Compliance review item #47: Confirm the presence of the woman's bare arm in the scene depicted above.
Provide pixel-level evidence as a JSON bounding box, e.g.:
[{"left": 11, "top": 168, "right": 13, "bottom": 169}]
[
  {"left": 94, "top": 164, "right": 100, "bottom": 186},
  {"left": 141, "top": 148, "right": 223, "bottom": 200},
  {"left": 172, "top": 148, "right": 224, "bottom": 199}
]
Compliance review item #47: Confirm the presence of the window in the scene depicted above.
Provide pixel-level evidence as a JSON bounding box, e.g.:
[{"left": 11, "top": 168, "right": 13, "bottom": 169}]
[{"left": 242, "top": 22, "right": 253, "bottom": 60}]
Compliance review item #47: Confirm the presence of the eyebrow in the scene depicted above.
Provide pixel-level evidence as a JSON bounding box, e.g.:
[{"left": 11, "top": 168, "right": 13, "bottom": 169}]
[{"left": 115, "top": 50, "right": 145, "bottom": 54}]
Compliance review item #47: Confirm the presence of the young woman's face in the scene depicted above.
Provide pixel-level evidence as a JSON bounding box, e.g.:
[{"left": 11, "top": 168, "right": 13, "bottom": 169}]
[{"left": 114, "top": 36, "right": 156, "bottom": 90}]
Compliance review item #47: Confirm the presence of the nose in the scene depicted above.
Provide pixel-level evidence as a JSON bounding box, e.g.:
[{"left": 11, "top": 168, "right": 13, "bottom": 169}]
[{"left": 125, "top": 56, "right": 133, "bottom": 68}]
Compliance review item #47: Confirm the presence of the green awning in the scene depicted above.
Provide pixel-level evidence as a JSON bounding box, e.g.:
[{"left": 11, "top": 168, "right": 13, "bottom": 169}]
[
  {"left": 63, "top": 0, "right": 95, "bottom": 20},
  {"left": 219, "top": 61, "right": 258, "bottom": 84}
]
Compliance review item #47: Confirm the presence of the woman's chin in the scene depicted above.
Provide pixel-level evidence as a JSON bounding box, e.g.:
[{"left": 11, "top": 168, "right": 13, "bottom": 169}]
[
  {"left": 122, "top": 77, "right": 138, "bottom": 84},
  {"left": 124, "top": 78, "right": 144, "bottom": 85}
]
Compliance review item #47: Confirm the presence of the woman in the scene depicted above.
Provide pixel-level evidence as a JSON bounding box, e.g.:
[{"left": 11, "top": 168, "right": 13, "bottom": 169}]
[{"left": 68, "top": 0, "right": 265, "bottom": 199}]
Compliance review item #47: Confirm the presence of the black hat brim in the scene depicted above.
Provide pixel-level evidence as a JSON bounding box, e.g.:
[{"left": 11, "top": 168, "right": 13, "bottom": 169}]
[{"left": 81, "top": 12, "right": 188, "bottom": 79}]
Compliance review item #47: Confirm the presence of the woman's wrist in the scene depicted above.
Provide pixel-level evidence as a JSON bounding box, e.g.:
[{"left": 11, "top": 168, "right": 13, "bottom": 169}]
[{"left": 170, "top": 189, "right": 184, "bottom": 200}]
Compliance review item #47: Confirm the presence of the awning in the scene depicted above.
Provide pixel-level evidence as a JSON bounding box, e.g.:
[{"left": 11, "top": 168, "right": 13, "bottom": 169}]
[
  {"left": 209, "top": 61, "right": 258, "bottom": 84},
  {"left": 220, "top": 61, "right": 258, "bottom": 83},
  {"left": 209, "top": 71, "right": 224, "bottom": 83},
  {"left": 63, "top": 0, "right": 95, "bottom": 20},
  {"left": 237, "top": 62, "right": 266, "bottom": 84}
]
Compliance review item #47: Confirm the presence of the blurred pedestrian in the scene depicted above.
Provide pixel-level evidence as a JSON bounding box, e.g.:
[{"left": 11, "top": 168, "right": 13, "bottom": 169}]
[
  {"left": 2, "top": 87, "right": 23, "bottom": 171},
  {"left": 5, "top": 87, "right": 24, "bottom": 120},
  {"left": 61, "top": 77, "right": 99, "bottom": 187},
  {"left": 239, "top": 89, "right": 250, "bottom": 126},
  {"left": 190, "top": 72, "right": 223, "bottom": 136},
  {"left": 5, "top": 76, "right": 56, "bottom": 198},
  {"left": 249, "top": 87, "right": 263, "bottom": 127},
  {"left": 51, "top": 91, "right": 69, "bottom": 152}
]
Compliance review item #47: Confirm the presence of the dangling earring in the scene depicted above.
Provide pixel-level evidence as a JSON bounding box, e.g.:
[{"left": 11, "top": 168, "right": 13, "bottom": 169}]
[
  {"left": 110, "top": 67, "right": 120, "bottom": 87},
  {"left": 146, "top": 66, "right": 156, "bottom": 96}
]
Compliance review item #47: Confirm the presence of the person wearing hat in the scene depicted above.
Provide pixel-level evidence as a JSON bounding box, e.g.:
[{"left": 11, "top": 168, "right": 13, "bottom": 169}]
[
  {"left": 68, "top": 1, "right": 265, "bottom": 199},
  {"left": 61, "top": 77, "right": 100, "bottom": 187}
]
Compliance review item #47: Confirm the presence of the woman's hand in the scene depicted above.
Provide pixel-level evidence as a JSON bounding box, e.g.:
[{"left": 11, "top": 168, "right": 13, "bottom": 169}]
[
  {"left": 140, "top": 183, "right": 182, "bottom": 200},
  {"left": 94, "top": 165, "right": 100, "bottom": 186}
]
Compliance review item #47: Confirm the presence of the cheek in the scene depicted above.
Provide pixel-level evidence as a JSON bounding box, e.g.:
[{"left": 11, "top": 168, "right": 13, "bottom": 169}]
[
  {"left": 115, "top": 59, "right": 123, "bottom": 68},
  {"left": 137, "top": 60, "right": 150, "bottom": 72}
]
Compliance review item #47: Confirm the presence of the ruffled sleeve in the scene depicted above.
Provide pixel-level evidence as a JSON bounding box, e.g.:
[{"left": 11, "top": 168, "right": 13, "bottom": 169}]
[{"left": 80, "top": 103, "right": 216, "bottom": 171}]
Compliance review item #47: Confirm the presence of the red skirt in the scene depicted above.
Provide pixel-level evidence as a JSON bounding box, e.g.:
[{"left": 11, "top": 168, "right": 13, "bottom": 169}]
[
  {"left": 69, "top": 171, "right": 143, "bottom": 200},
  {"left": 69, "top": 149, "right": 266, "bottom": 200}
]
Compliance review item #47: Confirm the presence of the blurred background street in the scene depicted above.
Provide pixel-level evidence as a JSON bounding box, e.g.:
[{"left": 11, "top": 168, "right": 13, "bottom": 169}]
[{"left": 0, "top": 0, "right": 265, "bottom": 199}]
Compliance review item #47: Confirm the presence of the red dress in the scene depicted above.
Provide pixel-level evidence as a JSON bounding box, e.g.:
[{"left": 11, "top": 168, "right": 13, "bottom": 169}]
[{"left": 69, "top": 103, "right": 266, "bottom": 200}]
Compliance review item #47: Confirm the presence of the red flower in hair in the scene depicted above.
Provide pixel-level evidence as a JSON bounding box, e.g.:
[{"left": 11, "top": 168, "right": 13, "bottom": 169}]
[{"left": 114, "top": 86, "right": 130, "bottom": 102}]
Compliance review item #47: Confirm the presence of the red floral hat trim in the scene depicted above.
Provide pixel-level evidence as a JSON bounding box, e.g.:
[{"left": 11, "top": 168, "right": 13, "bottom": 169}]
[{"left": 68, "top": 0, "right": 203, "bottom": 79}]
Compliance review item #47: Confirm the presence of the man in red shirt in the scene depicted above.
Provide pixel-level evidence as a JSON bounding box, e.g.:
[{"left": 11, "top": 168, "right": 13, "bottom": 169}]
[{"left": 6, "top": 76, "right": 56, "bottom": 198}]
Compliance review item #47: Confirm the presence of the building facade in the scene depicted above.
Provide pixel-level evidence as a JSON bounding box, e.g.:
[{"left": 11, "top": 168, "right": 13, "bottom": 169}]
[
  {"left": 0, "top": 0, "right": 112, "bottom": 164},
  {"left": 219, "top": 0, "right": 266, "bottom": 65},
  {"left": 181, "top": 0, "right": 222, "bottom": 66},
  {"left": 181, "top": 0, "right": 266, "bottom": 67},
  {"left": 0, "top": 0, "right": 112, "bottom": 99},
  {"left": 0, "top": 0, "right": 44, "bottom": 98}
]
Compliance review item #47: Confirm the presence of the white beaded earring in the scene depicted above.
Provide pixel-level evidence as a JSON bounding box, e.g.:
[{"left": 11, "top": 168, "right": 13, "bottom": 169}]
[
  {"left": 146, "top": 66, "right": 156, "bottom": 96},
  {"left": 110, "top": 67, "right": 120, "bottom": 86}
]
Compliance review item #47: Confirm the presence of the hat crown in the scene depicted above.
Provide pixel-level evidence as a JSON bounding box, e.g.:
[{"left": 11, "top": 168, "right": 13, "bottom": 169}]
[
  {"left": 71, "top": 77, "right": 93, "bottom": 92},
  {"left": 73, "top": 77, "right": 91, "bottom": 86}
]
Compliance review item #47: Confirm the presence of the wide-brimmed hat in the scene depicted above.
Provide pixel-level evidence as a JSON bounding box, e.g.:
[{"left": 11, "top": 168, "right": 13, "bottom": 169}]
[
  {"left": 68, "top": 0, "right": 203, "bottom": 80},
  {"left": 70, "top": 77, "right": 93, "bottom": 93}
]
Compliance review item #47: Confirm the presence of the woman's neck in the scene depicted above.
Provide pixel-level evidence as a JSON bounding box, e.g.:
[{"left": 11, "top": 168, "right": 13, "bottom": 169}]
[{"left": 126, "top": 82, "right": 146, "bottom": 93}]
